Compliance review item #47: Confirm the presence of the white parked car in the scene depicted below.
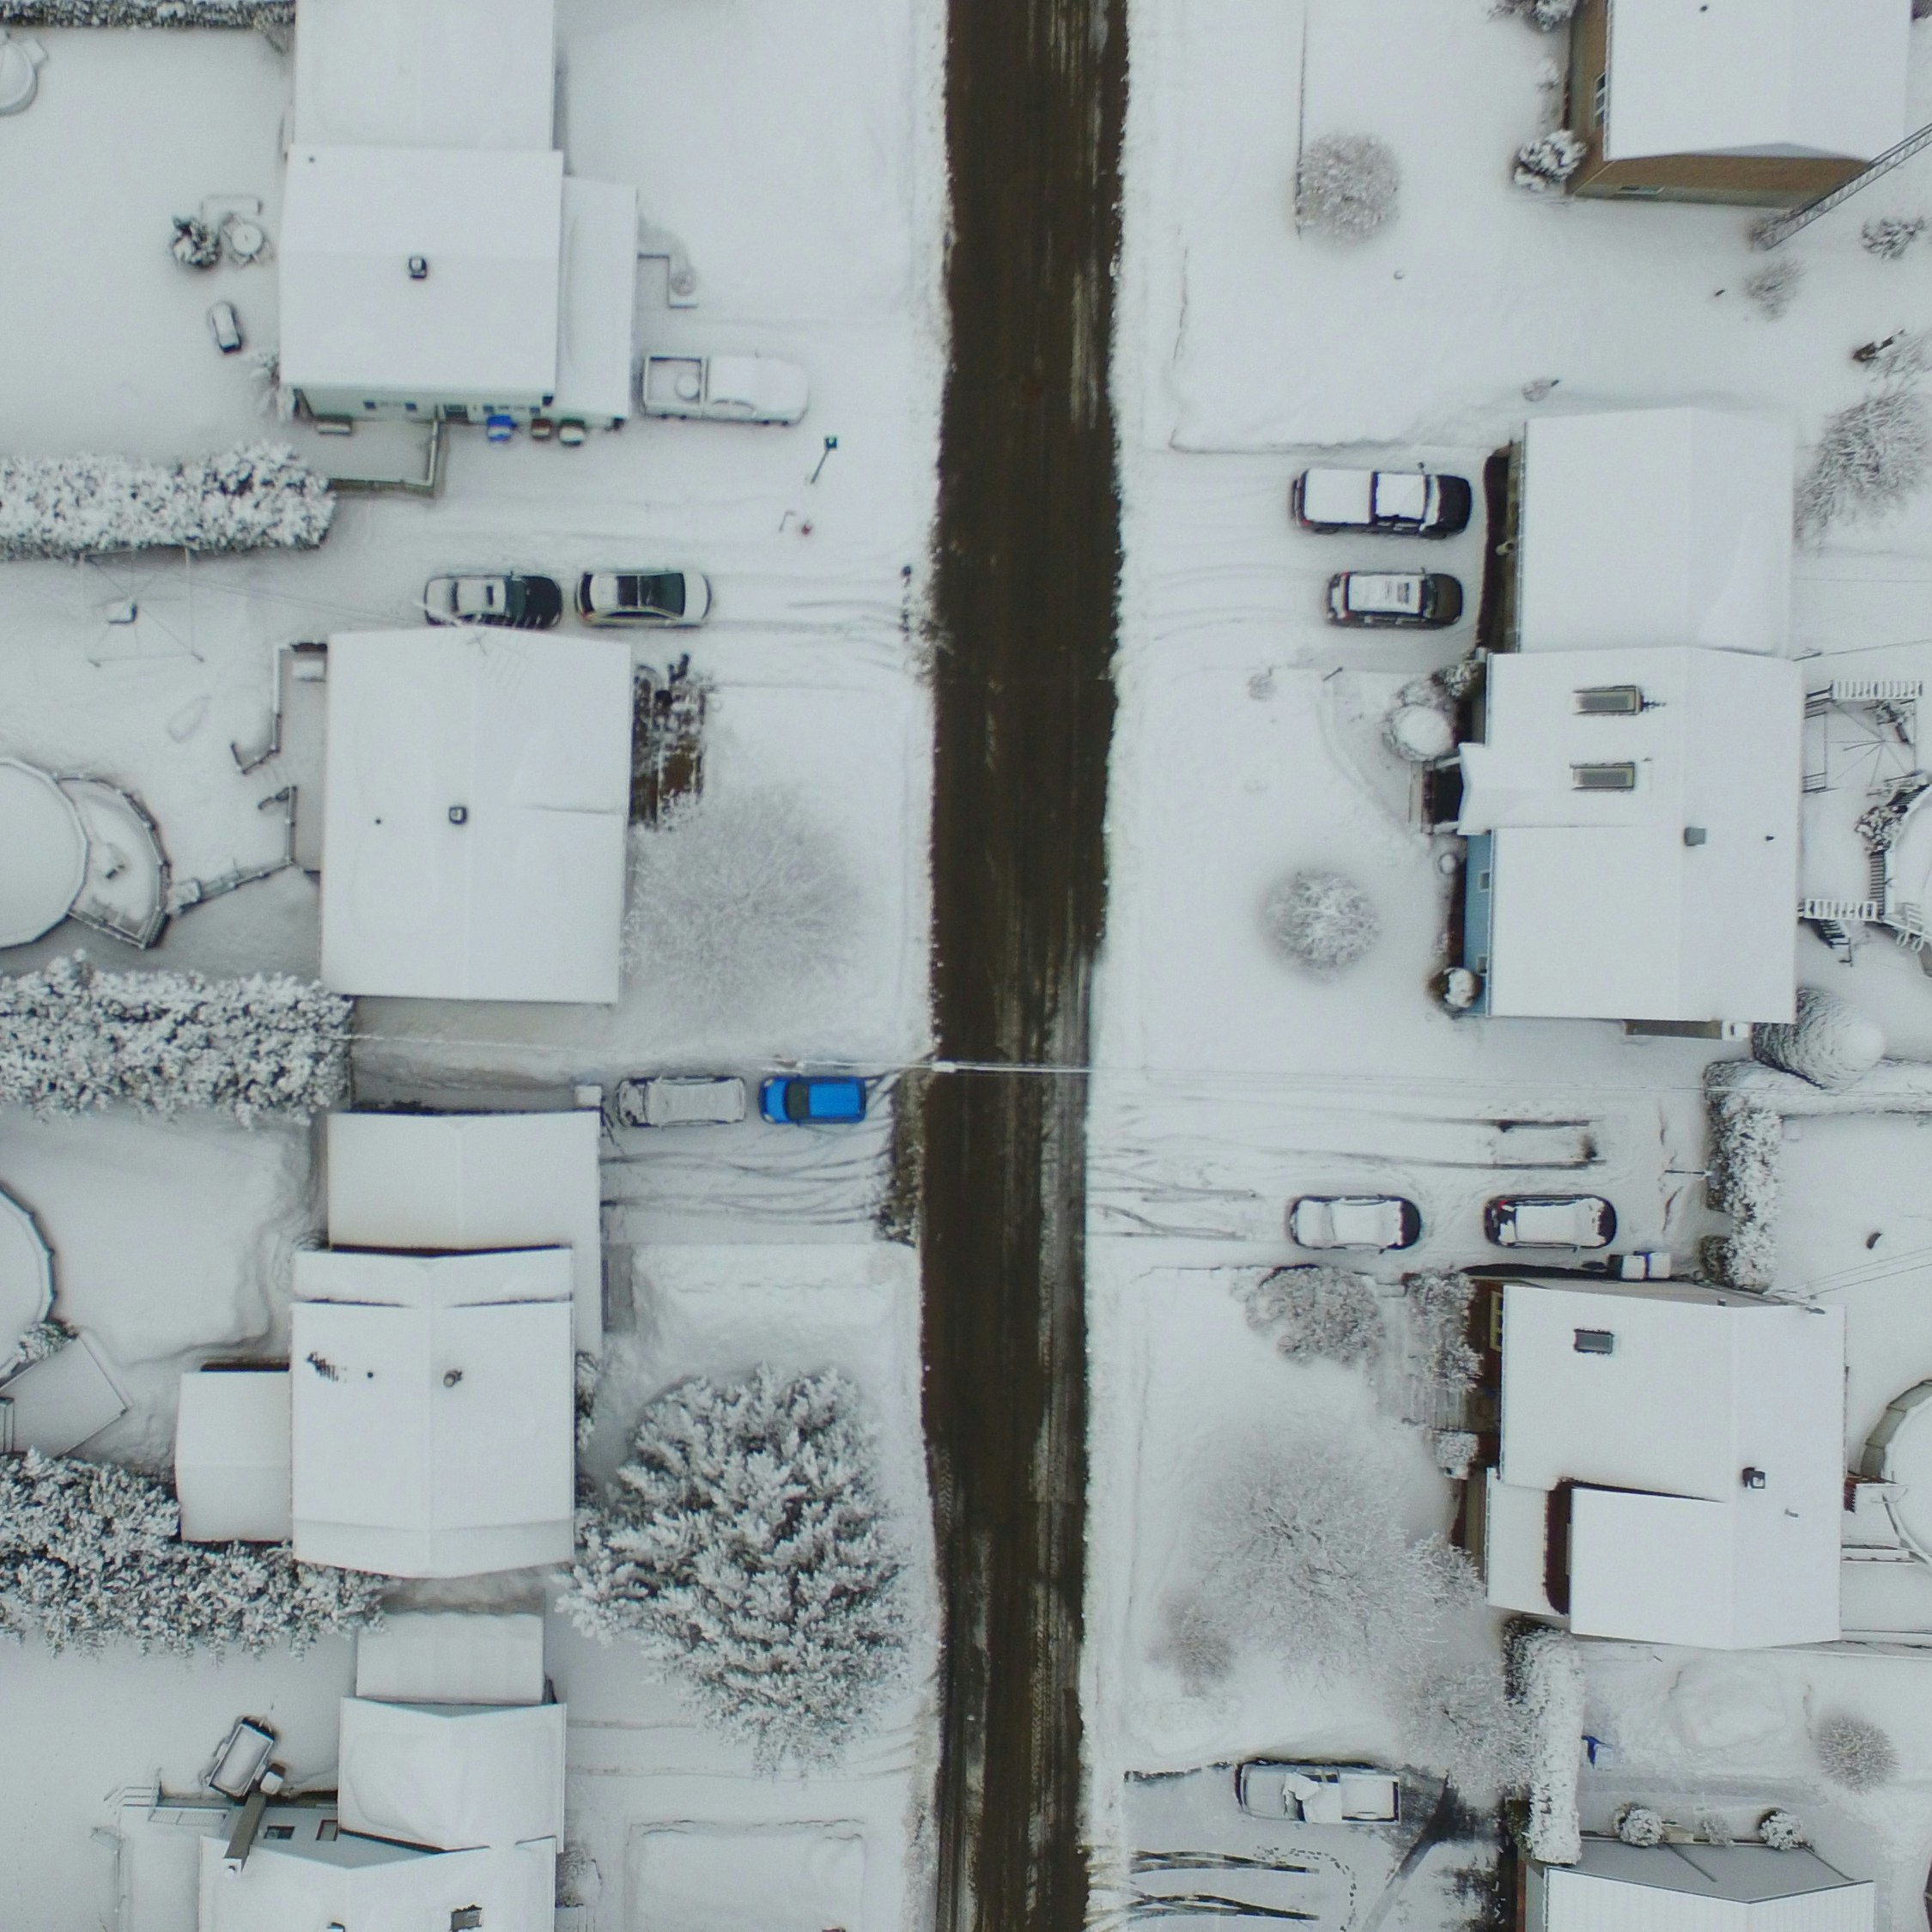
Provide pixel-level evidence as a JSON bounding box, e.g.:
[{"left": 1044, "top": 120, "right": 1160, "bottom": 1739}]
[
  {"left": 615, "top": 1075, "right": 747, "bottom": 1128},
  {"left": 1288, "top": 1194, "right": 1421, "bottom": 1251},
  {"left": 639, "top": 354, "right": 809, "bottom": 425},
  {"left": 1485, "top": 1194, "right": 1617, "bottom": 1249},
  {"left": 575, "top": 569, "right": 711, "bottom": 627},
  {"left": 1236, "top": 1761, "right": 1400, "bottom": 1825},
  {"left": 1292, "top": 467, "right": 1473, "bottom": 537},
  {"left": 1326, "top": 571, "right": 1463, "bottom": 629}
]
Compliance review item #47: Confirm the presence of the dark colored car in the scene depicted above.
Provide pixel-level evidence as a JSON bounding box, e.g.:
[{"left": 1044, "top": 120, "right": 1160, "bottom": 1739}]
[
  {"left": 423, "top": 573, "right": 564, "bottom": 629},
  {"left": 1326, "top": 571, "right": 1464, "bottom": 628}
]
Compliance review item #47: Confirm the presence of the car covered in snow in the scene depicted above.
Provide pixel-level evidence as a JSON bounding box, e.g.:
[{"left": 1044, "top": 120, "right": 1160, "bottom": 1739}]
[
  {"left": 422, "top": 573, "right": 563, "bottom": 629},
  {"left": 1287, "top": 1194, "right": 1421, "bottom": 1251},
  {"left": 1236, "top": 1761, "right": 1400, "bottom": 1825},
  {"left": 639, "top": 354, "right": 810, "bottom": 425},
  {"left": 1326, "top": 571, "right": 1463, "bottom": 628},
  {"left": 575, "top": 569, "right": 712, "bottom": 627},
  {"left": 760, "top": 1075, "right": 868, "bottom": 1125},
  {"left": 1291, "top": 467, "right": 1473, "bottom": 538},
  {"left": 1485, "top": 1193, "right": 1617, "bottom": 1249},
  {"left": 614, "top": 1075, "right": 746, "bottom": 1128}
]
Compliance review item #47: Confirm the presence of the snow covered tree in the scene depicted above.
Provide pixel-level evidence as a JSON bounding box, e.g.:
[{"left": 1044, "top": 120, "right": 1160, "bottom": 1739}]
[
  {"left": 169, "top": 216, "right": 222, "bottom": 269},
  {"left": 1237, "top": 1266, "right": 1385, "bottom": 1368},
  {"left": 0, "top": 1449, "right": 380, "bottom": 1655},
  {"left": 1797, "top": 390, "right": 1932, "bottom": 542},
  {"left": 1493, "top": 0, "right": 1579, "bottom": 26},
  {"left": 625, "top": 789, "right": 859, "bottom": 1018},
  {"left": 0, "top": 953, "right": 352, "bottom": 1121},
  {"left": 1514, "top": 129, "right": 1585, "bottom": 193},
  {"left": 0, "top": 444, "right": 333, "bottom": 560},
  {"left": 1759, "top": 1809, "right": 1807, "bottom": 1851},
  {"left": 1745, "top": 258, "right": 1803, "bottom": 320},
  {"left": 1400, "top": 1657, "right": 1527, "bottom": 1795},
  {"left": 1814, "top": 1713, "right": 1898, "bottom": 1791},
  {"left": 1510, "top": 1624, "right": 1585, "bottom": 1864},
  {"left": 1264, "top": 870, "right": 1380, "bottom": 972},
  {"left": 1862, "top": 216, "right": 1926, "bottom": 261},
  {"left": 1295, "top": 135, "right": 1400, "bottom": 240},
  {"left": 1406, "top": 1268, "right": 1480, "bottom": 1394},
  {"left": 0, "top": 1, "right": 289, "bottom": 21},
  {"left": 1753, "top": 987, "right": 1885, "bottom": 1091},
  {"left": 1616, "top": 1806, "right": 1665, "bottom": 1848},
  {"left": 562, "top": 1367, "right": 908, "bottom": 1769}
]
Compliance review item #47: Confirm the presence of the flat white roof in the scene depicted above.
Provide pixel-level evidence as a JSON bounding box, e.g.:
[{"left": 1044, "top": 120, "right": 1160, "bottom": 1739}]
[
  {"left": 174, "top": 1370, "right": 291, "bottom": 1544},
  {"left": 1497, "top": 1281, "right": 1843, "bottom": 1647},
  {"left": 1543, "top": 1844, "right": 1874, "bottom": 1932},
  {"left": 280, "top": 146, "right": 563, "bottom": 409},
  {"left": 337, "top": 1698, "right": 565, "bottom": 1852},
  {"left": 555, "top": 176, "right": 640, "bottom": 424},
  {"left": 319, "top": 630, "right": 633, "bottom": 1004},
  {"left": 1605, "top": 0, "right": 1910, "bottom": 163},
  {"left": 325, "top": 1110, "right": 604, "bottom": 1352},
  {"left": 293, "top": 0, "right": 557, "bottom": 151},
  {"left": 355, "top": 1611, "right": 546, "bottom": 1706},
  {"left": 1518, "top": 411, "right": 1793, "bottom": 656},
  {"left": 1460, "top": 647, "right": 1801, "bottom": 1023},
  {"left": 289, "top": 1289, "right": 574, "bottom": 1578}
]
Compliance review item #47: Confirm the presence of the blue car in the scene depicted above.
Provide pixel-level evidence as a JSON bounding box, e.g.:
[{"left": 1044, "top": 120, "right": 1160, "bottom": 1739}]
[{"left": 760, "top": 1075, "right": 868, "bottom": 1125}]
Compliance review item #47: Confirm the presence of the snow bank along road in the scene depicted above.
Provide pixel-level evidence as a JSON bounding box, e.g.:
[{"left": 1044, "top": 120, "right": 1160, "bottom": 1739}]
[{"left": 921, "top": 0, "right": 1126, "bottom": 1921}]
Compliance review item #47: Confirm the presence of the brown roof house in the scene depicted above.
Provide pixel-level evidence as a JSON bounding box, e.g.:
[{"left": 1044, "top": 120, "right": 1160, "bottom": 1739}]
[{"left": 1565, "top": 0, "right": 1911, "bottom": 205}]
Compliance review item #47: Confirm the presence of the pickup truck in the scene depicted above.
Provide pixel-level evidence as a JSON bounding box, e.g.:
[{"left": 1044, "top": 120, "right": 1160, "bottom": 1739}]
[{"left": 639, "top": 354, "right": 810, "bottom": 425}]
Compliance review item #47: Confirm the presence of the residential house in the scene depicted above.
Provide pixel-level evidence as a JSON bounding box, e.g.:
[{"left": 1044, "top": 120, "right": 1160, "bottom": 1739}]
[{"left": 1529, "top": 1838, "right": 1874, "bottom": 1932}]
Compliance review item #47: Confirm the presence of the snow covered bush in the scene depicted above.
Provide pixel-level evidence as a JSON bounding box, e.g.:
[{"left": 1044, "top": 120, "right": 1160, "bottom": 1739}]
[
  {"left": 1264, "top": 870, "right": 1379, "bottom": 972},
  {"left": 1814, "top": 1713, "right": 1898, "bottom": 1791},
  {"left": 1745, "top": 258, "right": 1804, "bottom": 320},
  {"left": 1401, "top": 1658, "right": 1527, "bottom": 1795},
  {"left": 0, "top": 953, "right": 351, "bottom": 1121},
  {"left": 1433, "top": 1428, "right": 1478, "bottom": 1480},
  {"left": 1237, "top": 1266, "right": 1385, "bottom": 1368},
  {"left": 1510, "top": 1623, "right": 1585, "bottom": 1864},
  {"left": 1492, "top": 0, "right": 1579, "bottom": 26},
  {"left": 169, "top": 216, "right": 222, "bottom": 269},
  {"left": 0, "top": 444, "right": 332, "bottom": 560},
  {"left": 1798, "top": 390, "right": 1932, "bottom": 542},
  {"left": 562, "top": 1368, "right": 908, "bottom": 1769},
  {"left": 0, "top": 1, "right": 289, "bottom": 21},
  {"left": 1703, "top": 1092, "right": 1782, "bottom": 1288},
  {"left": 1862, "top": 216, "right": 1926, "bottom": 261},
  {"left": 1616, "top": 1805, "right": 1665, "bottom": 1848},
  {"left": 0, "top": 1450, "right": 379, "bottom": 1655},
  {"left": 1406, "top": 1268, "right": 1480, "bottom": 1394},
  {"left": 0, "top": 1319, "right": 70, "bottom": 1385},
  {"left": 625, "top": 789, "right": 859, "bottom": 1018},
  {"left": 1753, "top": 987, "right": 1886, "bottom": 1091},
  {"left": 1759, "top": 1808, "right": 1807, "bottom": 1851},
  {"left": 1697, "top": 1813, "right": 1735, "bottom": 1848},
  {"left": 1514, "top": 130, "right": 1586, "bottom": 193},
  {"left": 1295, "top": 135, "right": 1400, "bottom": 240}
]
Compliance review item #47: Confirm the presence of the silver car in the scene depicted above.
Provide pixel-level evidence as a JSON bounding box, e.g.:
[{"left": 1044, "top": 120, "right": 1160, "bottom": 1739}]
[{"left": 575, "top": 569, "right": 712, "bottom": 627}]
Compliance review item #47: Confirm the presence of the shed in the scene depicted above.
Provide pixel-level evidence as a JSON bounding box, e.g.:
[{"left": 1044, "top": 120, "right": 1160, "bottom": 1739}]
[
  {"left": 1456, "top": 646, "right": 1801, "bottom": 1024},
  {"left": 336, "top": 1697, "right": 566, "bottom": 1850},
  {"left": 289, "top": 1250, "right": 574, "bottom": 1577},
  {"left": 556, "top": 176, "right": 643, "bottom": 425},
  {"left": 1485, "top": 1279, "right": 1843, "bottom": 1647},
  {"left": 325, "top": 1109, "right": 604, "bottom": 1351},
  {"left": 318, "top": 630, "right": 633, "bottom": 1004},
  {"left": 1516, "top": 411, "right": 1793, "bottom": 657},
  {"left": 1529, "top": 1839, "right": 1874, "bottom": 1932},
  {"left": 355, "top": 1611, "right": 547, "bottom": 1706},
  {"left": 174, "top": 1369, "right": 292, "bottom": 1544}
]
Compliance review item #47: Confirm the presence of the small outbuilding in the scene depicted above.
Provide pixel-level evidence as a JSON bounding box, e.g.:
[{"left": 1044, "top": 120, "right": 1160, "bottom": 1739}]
[
  {"left": 173, "top": 1367, "right": 292, "bottom": 1544},
  {"left": 1564, "top": 0, "right": 1911, "bottom": 205},
  {"left": 1529, "top": 1838, "right": 1874, "bottom": 1932}
]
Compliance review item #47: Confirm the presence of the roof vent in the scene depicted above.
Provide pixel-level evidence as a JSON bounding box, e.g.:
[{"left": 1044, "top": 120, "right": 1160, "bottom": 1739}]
[
  {"left": 1742, "top": 1466, "right": 1767, "bottom": 1490},
  {"left": 407, "top": 254, "right": 428, "bottom": 280},
  {"left": 1571, "top": 762, "right": 1637, "bottom": 792},
  {"left": 1573, "top": 1327, "right": 1615, "bottom": 1355},
  {"left": 1574, "top": 685, "right": 1643, "bottom": 715}
]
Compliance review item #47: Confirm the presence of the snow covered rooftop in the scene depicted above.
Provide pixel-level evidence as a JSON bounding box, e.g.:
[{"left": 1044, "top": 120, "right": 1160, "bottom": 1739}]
[
  {"left": 173, "top": 1369, "right": 291, "bottom": 1545},
  {"left": 1494, "top": 1280, "right": 1844, "bottom": 1648},
  {"left": 337, "top": 1698, "right": 566, "bottom": 1851},
  {"left": 325, "top": 1109, "right": 604, "bottom": 1351},
  {"left": 319, "top": 630, "right": 633, "bottom": 1004},
  {"left": 279, "top": 145, "right": 563, "bottom": 413},
  {"left": 1458, "top": 646, "right": 1801, "bottom": 1024},
  {"left": 289, "top": 1251, "right": 574, "bottom": 1577},
  {"left": 1604, "top": 0, "right": 1910, "bottom": 164},
  {"left": 556, "top": 175, "right": 643, "bottom": 425},
  {"left": 1537, "top": 1840, "right": 1874, "bottom": 1932},
  {"left": 292, "top": 0, "right": 557, "bottom": 152},
  {"left": 1517, "top": 410, "right": 1793, "bottom": 656},
  {"left": 355, "top": 1611, "right": 547, "bottom": 1706}
]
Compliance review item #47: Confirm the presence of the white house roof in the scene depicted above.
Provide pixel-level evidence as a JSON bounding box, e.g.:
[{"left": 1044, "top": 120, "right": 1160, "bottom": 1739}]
[
  {"left": 292, "top": 1245, "right": 574, "bottom": 1310},
  {"left": 319, "top": 630, "right": 633, "bottom": 1003},
  {"left": 280, "top": 145, "right": 563, "bottom": 410},
  {"left": 1517, "top": 411, "right": 1793, "bottom": 656},
  {"left": 1540, "top": 1842, "right": 1874, "bottom": 1932},
  {"left": 555, "top": 176, "right": 641, "bottom": 424},
  {"left": 337, "top": 1698, "right": 566, "bottom": 1851},
  {"left": 1459, "top": 646, "right": 1801, "bottom": 1024},
  {"left": 289, "top": 1289, "right": 574, "bottom": 1578},
  {"left": 293, "top": 0, "right": 557, "bottom": 152},
  {"left": 355, "top": 1611, "right": 547, "bottom": 1706},
  {"left": 325, "top": 1109, "right": 604, "bottom": 1351},
  {"left": 199, "top": 1832, "right": 554, "bottom": 1932},
  {"left": 1604, "top": 0, "right": 1910, "bottom": 163},
  {"left": 1496, "top": 1281, "right": 1844, "bottom": 1647},
  {"left": 174, "top": 1370, "right": 292, "bottom": 1544}
]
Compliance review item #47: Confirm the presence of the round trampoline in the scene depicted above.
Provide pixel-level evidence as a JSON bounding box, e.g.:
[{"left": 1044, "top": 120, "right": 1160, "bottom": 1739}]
[
  {"left": 0, "top": 1188, "right": 53, "bottom": 1369},
  {"left": 0, "top": 759, "right": 87, "bottom": 949}
]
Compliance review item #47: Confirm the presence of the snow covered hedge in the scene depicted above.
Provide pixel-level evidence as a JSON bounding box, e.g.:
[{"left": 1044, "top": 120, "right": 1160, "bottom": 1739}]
[
  {"left": 1238, "top": 1266, "right": 1385, "bottom": 1368},
  {"left": 0, "top": 1450, "right": 379, "bottom": 1655},
  {"left": 562, "top": 1367, "right": 908, "bottom": 1769},
  {"left": 1704, "top": 1090, "right": 1782, "bottom": 1288},
  {"left": 1509, "top": 1621, "right": 1584, "bottom": 1865},
  {"left": 0, "top": 2, "right": 289, "bottom": 23},
  {"left": 0, "top": 954, "right": 352, "bottom": 1121},
  {"left": 0, "top": 444, "right": 332, "bottom": 561}
]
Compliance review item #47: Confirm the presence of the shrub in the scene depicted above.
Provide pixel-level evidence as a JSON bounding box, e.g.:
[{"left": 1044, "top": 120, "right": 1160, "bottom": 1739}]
[
  {"left": 1264, "top": 870, "right": 1379, "bottom": 972},
  {"left": 1759, "top": 1808, "right": 1807, "bottom": 1851},
  {"left": 1745, "top": 258, "right": 1804, "bottom": 320},
  {"left": 1862, "top": 216, "right": 1926, "bottom": 261},
  {"left": 1514, "top": 129, "right": 1585, "bottom": 193},
  {"left": 1400, "top": 1658, "right": 1526, "bottom": 1795},
  {"left": 1512, "top": 1625, "right": 1586, "bottom": 1862},
  {"left": 0, "top": 444, "right": 333, "bottom": 560},
  {"left": 1814, "top": 1713, "right": 1898, "bottom": 1791},
  {"left": 562, "top": 1368, "right": 908, "bottom": 1769},
  {"left": 1406, "top": 1268, "right": 1479, "bottom": 1393},
  {"left": 1753, "top": 987, "right": 1885, "bottom": 1091},
  {"left": 1296, "top": 135, "right": 1400, "bottom": 240},
  {"left": 1616, "top": 1805, "right": 1665, "bottom": 1848},
  {"left": 1492, "top": 0, "right": 1579, "bottom": 25},
  {"left": 0, "top": 0, "right": 289, "bottom": 20},
  {"left": 1237, "top": 1266, "right": 1385, "bottom": 1368},
  {"left": 1797, "top": 390, "right": 1932, "bottom": 542},
  {"left": 169, "top": 216, "right": 222, "bottom": 268},
  {"left": 0, "top": 1450, "right": 379, "bottom": 1655}
]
